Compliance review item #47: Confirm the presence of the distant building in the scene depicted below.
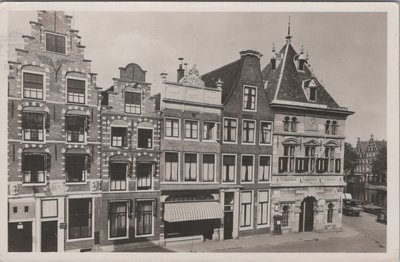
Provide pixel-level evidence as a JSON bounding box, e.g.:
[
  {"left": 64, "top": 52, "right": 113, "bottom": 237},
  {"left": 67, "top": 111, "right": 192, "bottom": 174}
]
[
  {"left": 354, "top": 135, "right": 387, "bottom": 183},
  {"left": 7, "top": 11, "right": 102, "bottom": 252},
  {"left": 100, "top": 64, "right": 162, "bottom": 249},
  {"left": 261, "top": 29, "right": 354, "bottom": 232}
]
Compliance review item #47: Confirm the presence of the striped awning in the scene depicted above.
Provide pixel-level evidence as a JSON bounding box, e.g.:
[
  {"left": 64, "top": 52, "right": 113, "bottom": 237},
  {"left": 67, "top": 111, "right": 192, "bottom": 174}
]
[{"left": 163, "top": 201, "right": 223, "bottom": 222}]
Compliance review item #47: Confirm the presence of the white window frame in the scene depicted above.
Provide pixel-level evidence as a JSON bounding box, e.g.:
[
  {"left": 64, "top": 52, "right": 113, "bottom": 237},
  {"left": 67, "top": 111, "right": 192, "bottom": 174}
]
[
  {"left": 239, "top": 190, "right": 253, "bottom": 230},
  {"left": 136, "top": 162, "right": 154, "bottom": 191},
  {"left": 241, "top": 154, "right": 255, "bottom": 183},
  {"left": 164, "top": 117, "right": 181, "bottom": 140},
  {"left": 21, "top": 153, "right": 48, "bottom": 186},
  {"left": 257, "top": 190, "right": 270, "bottom": 228},
  {"left": 184, "top": 119, "right": 199, "bottom": 141},
  {"left": 45, "top": 31, "right": 67, "bottom": 55},
  {"left": 134, "top": 199, "right": 155, "bottom": 238},
  {"left": 202, "top": 153, "right": 216, "bottom": 183},
  {"left": 222, "top": 154, "right": 237, "bottom": 184},
  {"left": 137, "top": 127, "right": 154, "bottom": 149},
  {"left": 163, "top": 151, "right": 180, "bottom": 183},
  {"left": 65, "top": 76, "right": 87, "bottom": 106},
  {"left": 258, "top": 155, "right": 272, "bottom": 183},
  {"left": 223, "top": 117, "right": 238, "bottom": 144},
  {"left": 65, "top": 114, "right": 87, "bottom": 145},
  {"left": 66, "top": 197, "right": 94, "bottom": 242},
  {"left": 124, "top": 91, "right": 142, "bottom": 115},
  {"left": 202, "top": 121, "right": 219, "bottom": 142},
  {"left": 108, "top": 162, "right": 129, "bottom": 192},
  {"left": 309, "top": 87, "right": 317, "bottom": 102},
  {"left": 21, "top": 70, "right": 46, "bottom": 101},
  {"left": 110, "top": 124, "right": 129, "bottom": 149},
  {"left": 65, "top": 153, "right": 88, "bottom": 185},
  {"left": 242, "top": 85, "right": 257, "bottom": 112},
  {"left": 183, "top": 152, "right": 199, "bottom": 182},
  {"left": 242, "top": 119, "right": 256, "bottom": 145},
  {"left": 259, "top": 121, "right": 273, "bottom": 146},
  {"left": 108, "top": 200, "right": 129, "bottom": 240},
  {"left": 21, "top": 111, "right": 46, "bottom": 144}
]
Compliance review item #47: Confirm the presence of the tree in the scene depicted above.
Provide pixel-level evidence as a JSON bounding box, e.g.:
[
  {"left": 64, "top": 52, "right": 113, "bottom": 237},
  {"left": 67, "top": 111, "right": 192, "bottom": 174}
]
[
  {"left": 371, "top": 144, "right": 387, "bottom": 184},
  {"left": 344, "top": 142, "right": 358, "bottom": 175}
]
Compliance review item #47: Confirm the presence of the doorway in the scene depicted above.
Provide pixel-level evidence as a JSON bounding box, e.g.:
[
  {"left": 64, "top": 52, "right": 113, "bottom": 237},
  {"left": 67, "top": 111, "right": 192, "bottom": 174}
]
[
  {"left": 41, "top": 221, "right": 58, "bottom": 252},
  {"left": 8, "top": 222, "right": 32, "bottom": 252},
  {"left": 299, "top": 196, "right": 316, "bottom": 232},
  {"left": 223, "top": 192, "right": 234, "bottom": 239}
]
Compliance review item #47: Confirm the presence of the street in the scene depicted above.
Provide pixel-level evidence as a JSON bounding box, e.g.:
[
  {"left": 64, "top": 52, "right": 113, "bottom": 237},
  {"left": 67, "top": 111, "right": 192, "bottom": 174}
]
[{"left": 116, "top": 211, "right": 386, "bottom": 252}]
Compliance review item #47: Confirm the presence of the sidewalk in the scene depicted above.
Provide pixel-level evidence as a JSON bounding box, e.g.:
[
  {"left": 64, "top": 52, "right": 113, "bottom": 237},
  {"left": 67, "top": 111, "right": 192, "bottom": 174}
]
[{"left": 157, "top": 224, "right": 359, "bottom": 252}]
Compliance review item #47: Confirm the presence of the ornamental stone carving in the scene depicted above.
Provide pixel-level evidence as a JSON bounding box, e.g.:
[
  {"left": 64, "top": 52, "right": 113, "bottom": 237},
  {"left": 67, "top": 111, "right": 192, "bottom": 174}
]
[
  {"left": 49, "top": 181, "right": 66, "bottom": 195},
  {"left": 9, "top": 183, "right": 20, "bottom": 196},
  {"left": 179, "top": 65, "right": 205, "bottom": 87},
  {"left": 90, "top": 180, "right": 100, "bottom": 192}
]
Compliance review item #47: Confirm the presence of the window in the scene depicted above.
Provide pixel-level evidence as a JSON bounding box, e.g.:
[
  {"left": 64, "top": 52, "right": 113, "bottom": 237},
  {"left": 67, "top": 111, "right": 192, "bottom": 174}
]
[
  {"left": 326, "top": 147, "right": 335, "bottom": 173},
  {"left": 283, "top": 116, "right": 290, "bottom": 132},
  {"left": 335, "top": 159, "right": 341, "bottom": 173},
  {"left": 125, "top": 92, "right": 141, "bottom": 114},
  {"left": 327, "top": 203, "right": 334, "bottom": 223},
  {"left": 309, "top": 87, "right": 317, "bottom": 102},
  {"left": 279, "top": 145, "right": 295, "bottom": 173},
  {"left": 109, "top": 163, "right": 127, "bottom": 191},
  {"left": 68, "top": 198, "right": 92, "bottom": 239},
  {"left": 241, "top": 155, "right": 254, "bottom": 182},
  {"left": 66, "top": 154, "right": 87, "bottom": 183},
  {"left": 66, "top": 116, "right": 86, "bottom": 143},
  {"left": 243, "top": 86, "right": 256, "bottom": 110},
  {"left": 22, "top": 154, "right": 47, "bottom": 183},
  {"left": 67, "top": 78, "right": 85, "bottom": 104},
  {"left": 260, "top": 122, "right": 272, "bottom": 144},
  {"left": 41, "top": 199, "right": 58, "bottom": 218},
  {"left": 165, "top": 118, "right": 179, "bottom": 138},
  {"left": 331, "top": 121, "right": 338, "bottom": 135},
  {"left": 282, "top": 206, "right": 289, "bottom": 226},
  {"left": 46, "top": 33, "right": 65, "bottom": 54},
  {"left": 165, "top": 153, "right": 179, "bottom": 182},
  {"left": 202, "top": 154, "right": 215, "bottom": 182},
  {"left": 185, "top": 120, "right": 198, "bottom": 139},
  {"left": 136, "top": 201, "right": 153, "bottom": 236},
  {"left": 22, "top": 112, "right": 44, "bottom": 141},
  {"left": 223, "top": 155, "right": 236, "bottom": 183},
  {"left": 111, "top": 127, "right": 127, "bottom": 147},
  {"left": 325, "top": 120, "right": 331, "bottom": 134},
  {"left": 305, "top": 146, "right": 316, "bottom": 172},
  {"left": 203, "top": 122, "right": 220, "bottom": 141},
  {"left": 299, "top": 59, "right": 305, "bottom": 71},
  {"left": 109, "top": 201, "right": 128, "bottom": 238},
  {"left": 223, "top": 118, "right": 237, "bottom": 143},
  {"left": 259, "top": 156, "right": 271, "bottom": 182},
  {"left": 184, "top": 153, "right": 197, "bottom": 181},
  {"left": 240, "top": 191, "right": 252, "bottom": 227},
  {"left": 137, "top": 163, "right": 152, "bottom": 190},
  {"left": 290, "top": 117, "right": 297, "bottom": 132},
  {"left": 138, "top": 129, "right": 153, "bottom": 148},
  {"left": 242, "top": 120, "right": 255, "bottom": 144},
  {"left": 23, "top": 72, "right": 43, "bottom": 99},
  {"left": 257, "top": 191, "right": 269, "bottom": 226}
]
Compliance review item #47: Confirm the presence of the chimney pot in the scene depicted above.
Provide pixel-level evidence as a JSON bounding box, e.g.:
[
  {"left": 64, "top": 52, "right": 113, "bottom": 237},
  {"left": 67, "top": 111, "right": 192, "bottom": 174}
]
[{"left": 177, "top": 58, "right": 185, "bottom": 82}]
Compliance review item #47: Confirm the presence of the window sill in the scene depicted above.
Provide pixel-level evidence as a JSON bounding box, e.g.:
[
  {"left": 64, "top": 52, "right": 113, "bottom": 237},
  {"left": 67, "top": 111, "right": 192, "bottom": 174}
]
[
  {"left": 21, "top": 183, "right": 46, "bottom": 187},
  {"left": 239, "top": 226, "right": 253, "bottom": 231},
  {"left": 164, "top": 137, "right": 181, "bottom": 140},
  {"left": 242, "top": 142, "right": 256, "bottom": 145},
  {"left": 22, "top": 140, "right": 46, "bottom": 144},
  {"left": 108, "top": 236, "right": 129, "bottom": 241},
  {"left": 201, "top": 140, "right": 218, "bottom": 143},
  {"left": 241, "top": 181, "right": 255, "bottom": 184},
  {"left": 259, "top": 143, "right": 273, "bottom": 146},
  {"left": 135, "top": 233, "right": 154, "bottom": 238},
  {"left": 66, "top": 182, "right": 87, "bottom": 185},
  {"left": 67, "top": 237, "right": 94, "bottom": 243},
  {"left": 258, "top": 180, "right": 270, "bottom": 184},
  {"left": 222, "top": 141, "right": 238, "bottom": 144},
  {"left": 256, "top": 224, "right": 270, "bottom": 229}
]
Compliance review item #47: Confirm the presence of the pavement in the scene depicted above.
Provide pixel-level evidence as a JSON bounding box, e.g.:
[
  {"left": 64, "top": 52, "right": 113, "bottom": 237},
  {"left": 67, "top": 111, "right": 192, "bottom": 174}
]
[{"left": 119, "top": 218, "right": 359, "bottom": 252}]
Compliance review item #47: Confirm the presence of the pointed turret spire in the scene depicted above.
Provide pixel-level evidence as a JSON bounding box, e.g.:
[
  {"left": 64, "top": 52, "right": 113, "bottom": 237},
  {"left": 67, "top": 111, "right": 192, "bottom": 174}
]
[
  {"left": 286, "top": 16, "right": 292, "bottom": 43},
  {"left": 272, "top": 42, "right": 275, "bottom": 53},
  {"left": 301, "top": 44, "right": 304, "bottom": 54}
]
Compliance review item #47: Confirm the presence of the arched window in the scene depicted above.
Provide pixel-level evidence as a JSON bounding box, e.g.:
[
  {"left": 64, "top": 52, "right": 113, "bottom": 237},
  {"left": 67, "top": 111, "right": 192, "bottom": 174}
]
[
  {"left": 283, "top": 116, "right": 290, "bottom": 132},
  {"left": 325, "top": 120, "right": 331, "bottom": 134},
  {"left": 282, "top": 205, "right": 289, "bottom": 226},
  {"left": 327, "top": 203, "right": 334, "bottom": 223},
  {"left": 290, "top": 117, "right": 297, "bottom": 132}
]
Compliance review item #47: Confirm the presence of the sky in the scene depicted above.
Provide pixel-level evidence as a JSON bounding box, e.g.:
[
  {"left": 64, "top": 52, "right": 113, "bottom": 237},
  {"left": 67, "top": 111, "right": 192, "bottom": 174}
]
[{"left": 8, "top": 11, "right": 387, "bottom": 145}]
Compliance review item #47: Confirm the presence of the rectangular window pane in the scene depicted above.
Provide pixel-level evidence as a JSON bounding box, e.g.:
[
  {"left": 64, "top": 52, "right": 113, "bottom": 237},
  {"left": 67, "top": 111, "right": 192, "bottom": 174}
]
[
  {"left": 241, "top": 156, "right": 254, "bottom": 182},
  {"left": 243, "top": 87, "right": 256, "bottom": 110},
  {"left": 22, "top": 154, "right": 46, "bottom": 183},
  {"left": 203, "top": 154, "right": 215, "bottom": 182},
  {"left": 138, "top": 129, "right": 153, "bottom": 148},
  {"left": 260, "top": 122, "right": 272, "bottom": 144},
  {"left": 165, "top": 153, "right": 179, "bottom": 181},
  {"left": 109, "top": 202, "right": 127, "bottom": 238},
  {"left": 243, "top": 120, "right": 255, "bottom": 143},
  {"left": 203, "top": 122, "right": 215, "bottom": 140},
  {"left": 69, "top": 198, "right": 92, "bottom": 239},
  {"left": 111, "top": 127, "right": 127, "bottom": 147},
  {"left": 22, "top": 112, "right": 44, "bottom": 142},
  {"left": 125, "top": 92, "right": 141, "bottom": 114},
  {"left": 23, "top": 73, "right": 44, "bottom": 99},
  {"left": 41, "top": 199, "right": 58, "bottom": 218},
  {"left": 136, "top": 201, "right": 153, "bottom": 236},
  {"left": 185, "top": 120, "right": 198, "bottom": 139},
  {"left": 137, "top": 163, "right": 152, "bottom": 190},
  {"left": 67, "top": 79, "right": 85, "bottom": 104},
  {"left": 46, "top": 33, "right": 66, "bottom": 54},
  {"left": 66, "top": 116, "right": 85, "bottom": 142},
  {"left": 165, "top": 118, "right": 179, "bottom": 138},
  {"left": 184, "top": 154, "right": 197, "bottom": 181},
  {"left": 240, "top": 192, "right": 252, "bottom": 227},
  {"left": 259, "top": 156, "right": 271, "bottom": 181},
  {"left": 223, "top": 155, "right": 235, "bottom": 182},
  {"left": 66, "top": 154, "right": 86, "bottom": 182},
  {"left": 110, "top": 163, "right": 127, "bottom": 191},
  {"left": 224, "top": 119, "right": 237, "bottom": 142}
]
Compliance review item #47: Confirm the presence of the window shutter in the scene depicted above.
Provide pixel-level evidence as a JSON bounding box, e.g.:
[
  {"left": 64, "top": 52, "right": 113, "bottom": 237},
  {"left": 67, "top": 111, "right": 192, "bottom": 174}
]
[{"left": 46, "top": 154, "right": 51, "bottom": 172}]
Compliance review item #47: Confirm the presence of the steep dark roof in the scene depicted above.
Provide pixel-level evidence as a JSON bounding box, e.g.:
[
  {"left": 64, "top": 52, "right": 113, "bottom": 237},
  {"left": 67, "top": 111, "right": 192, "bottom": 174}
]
[
  {"left": 262, "top": 43, "right": 340, "bottom": 109},
  {"left": 201, "top": 59, "right": 243, "bottom": 103}
]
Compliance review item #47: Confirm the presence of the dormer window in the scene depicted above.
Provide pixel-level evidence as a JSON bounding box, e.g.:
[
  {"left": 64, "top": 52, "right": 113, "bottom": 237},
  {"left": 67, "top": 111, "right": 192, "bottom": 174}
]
[
  {"left": 45, "top": 33, "right": 66, "bottom": 54},
  {"left": 243, "top": 86, "right": 257, "bottom": 111},
  {"left": 298, "top": 59, "right": 305, "bottom": 71},
  {"left": 309, "top": 87, "right": 317, "bottom": 102}
]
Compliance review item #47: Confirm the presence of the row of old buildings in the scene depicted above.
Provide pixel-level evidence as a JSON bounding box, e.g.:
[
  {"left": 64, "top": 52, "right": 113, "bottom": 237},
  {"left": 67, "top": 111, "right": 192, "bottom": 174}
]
[{"left": 7, "top": 11, "right": 354, "bottom": 252}]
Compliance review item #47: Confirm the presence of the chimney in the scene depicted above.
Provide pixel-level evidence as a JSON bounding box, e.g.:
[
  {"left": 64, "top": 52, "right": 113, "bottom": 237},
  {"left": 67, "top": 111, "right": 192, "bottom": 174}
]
[
  {"left": 271, "top": 43, "right": 276, "bottom": 70},
  {"left": 160, "top": 72, "right": 168, "bottom": 82},
  {"left": 177, "top": 58, "right": 185, "bottom": 82}
]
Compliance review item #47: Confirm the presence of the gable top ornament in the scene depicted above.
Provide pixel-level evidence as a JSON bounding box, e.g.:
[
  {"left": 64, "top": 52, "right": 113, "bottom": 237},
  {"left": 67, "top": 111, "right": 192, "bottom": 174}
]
[{"left": 179, "top": 64, "right": 205, "bottom": 87}]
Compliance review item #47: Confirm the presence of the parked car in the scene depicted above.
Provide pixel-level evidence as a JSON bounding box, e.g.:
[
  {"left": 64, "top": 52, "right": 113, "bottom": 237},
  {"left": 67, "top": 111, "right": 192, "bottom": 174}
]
[
  {"left": 376, "top": 209, "right": 387, "bottom": 224},
  {"left": 342, "top": 199, "right": 363, "bottom": 216}
]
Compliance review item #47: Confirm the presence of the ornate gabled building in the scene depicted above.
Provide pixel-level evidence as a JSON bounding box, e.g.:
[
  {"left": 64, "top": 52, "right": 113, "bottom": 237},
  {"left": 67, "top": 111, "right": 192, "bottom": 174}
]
[
  {"left": 8, "top": 11, "right": 102, "bottom": 252},
  {"left": 202, "top": 50, "right": 275, "bottom": 239},
  {"left": 354, "top": 135, "right": 387, "bottom": 183},
  {"left": 261, "top": 28, "right": 354, "bottom": 233},
  {"left": 100, "top": 63, "right": 162, "bottom": 249}
]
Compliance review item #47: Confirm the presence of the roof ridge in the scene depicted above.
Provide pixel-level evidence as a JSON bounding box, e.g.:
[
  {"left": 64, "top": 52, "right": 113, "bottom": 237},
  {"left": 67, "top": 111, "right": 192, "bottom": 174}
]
[{"left": 202, "top": 58, "right": 241, "bottom": 78}]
